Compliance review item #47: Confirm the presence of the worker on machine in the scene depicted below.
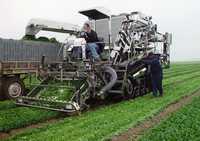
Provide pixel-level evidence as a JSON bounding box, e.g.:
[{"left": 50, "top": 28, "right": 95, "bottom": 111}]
[
  {"left": 81, "top": 22, "right": 101, "bottom": 61},
  {"left": 142, "top": 52, "right": 163, "bottom": 97}
]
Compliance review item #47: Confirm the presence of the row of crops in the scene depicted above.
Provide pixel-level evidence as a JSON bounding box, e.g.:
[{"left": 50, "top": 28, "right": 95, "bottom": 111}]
[
  {"left": 139, "top": 94, "right": 200, "bottom": 141},
  {"left": 1, "top": 63, "right": 200, "bottom": 141}
]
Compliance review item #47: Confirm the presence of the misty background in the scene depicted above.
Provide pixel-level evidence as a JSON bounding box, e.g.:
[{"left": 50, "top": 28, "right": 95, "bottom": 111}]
[{"left": 0, "top": 0, "right": 199, "bottom": 61}]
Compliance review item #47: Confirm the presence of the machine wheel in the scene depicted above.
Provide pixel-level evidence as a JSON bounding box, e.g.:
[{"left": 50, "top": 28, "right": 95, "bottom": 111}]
[
  {"left": 133, "top": 80, "right": 141, "bottom": 98},
  {"left": 3, "top": 77, "right": 25, "bottom": 99},
  {"left": 124, "top": 79, "right": 140, "bottom": 99},
  {"left": 124, "top": 79, "right": 134, "bottom": 99},
  {"left": 140, "top": 78, "right": 147, "bottom": 96}
]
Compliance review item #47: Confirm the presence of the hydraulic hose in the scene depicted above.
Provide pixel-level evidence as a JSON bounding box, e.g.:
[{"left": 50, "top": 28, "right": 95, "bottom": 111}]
[{"left": 98, "top": 66, "right": 118, "bottom": 96}]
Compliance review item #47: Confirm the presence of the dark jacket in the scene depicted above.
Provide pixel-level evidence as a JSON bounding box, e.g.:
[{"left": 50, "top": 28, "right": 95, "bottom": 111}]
[
  {"left": 142, "top": 55, "right": 163, "bottom": 76},
  {"left": 84, "top": 30, "right": 99, "bottom": 43}
]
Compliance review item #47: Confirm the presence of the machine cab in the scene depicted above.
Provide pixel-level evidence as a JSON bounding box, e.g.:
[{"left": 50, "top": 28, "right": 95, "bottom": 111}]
[{"left": 69, "top": 7, "right": 111, "bottom": 61}]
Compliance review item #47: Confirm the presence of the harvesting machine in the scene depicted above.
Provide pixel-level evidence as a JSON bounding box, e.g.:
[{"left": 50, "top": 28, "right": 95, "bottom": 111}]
[{"left": 15, "top": 7, "right": 172, "bottom": 113}]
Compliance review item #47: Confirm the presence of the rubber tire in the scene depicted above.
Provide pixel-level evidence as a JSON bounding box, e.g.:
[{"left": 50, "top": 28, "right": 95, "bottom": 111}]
[
  {"left": 124, "top": 79, "right": 140, "bottom": 99},
  {"left": 140, "top": 79, "right": 147, "bottom": 96},
  {"left": 124, "top": 79, "right": 134, "bottom": 99},
  {"left": 3, "top": 77, "right": 25, "bottom": 99}
]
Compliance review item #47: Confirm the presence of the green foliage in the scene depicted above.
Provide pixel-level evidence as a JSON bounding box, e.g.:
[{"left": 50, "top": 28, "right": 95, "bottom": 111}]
[
  {"left": 0, "top": 108, "right": 59, "bottom": 132},
  {"left": 139, "top": 96, "right": 200, "bottom": 141},
  {"left": 22, "top": 35, "right": 59, "bottom": 43},
  {"left": 164, "top": 70, "right": 200, "bottom": 86},
  {"left": 49, "top": 37, "right": 59, "bottom": 43},
  {"left": 22, "top": 35, "right": 36, "bottom": 41},
  {"left": 38, "top": 82, "right": 73, "bottom": 101},
  {"left": 23, "top": 75, "right": 41, "bottom": 90},
  {"left": 167, "top": 63, "right": 200, "bottom": 70},
  {"left": 0, "top": 101, "right": 16, "bottom": 110},
  {"left": 163, "top": 63, "right": 200, "bottom": 74},
  {"left": 37, "top": 36, "right": 50, "bottom": 42},
  {"left": 164, "top": 66, "right": 200, "bottom": 78}
]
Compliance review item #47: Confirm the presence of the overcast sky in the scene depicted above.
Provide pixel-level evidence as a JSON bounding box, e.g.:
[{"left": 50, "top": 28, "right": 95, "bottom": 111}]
[{"left": 0, "top": 0, "right": 199, "bottom": 61}]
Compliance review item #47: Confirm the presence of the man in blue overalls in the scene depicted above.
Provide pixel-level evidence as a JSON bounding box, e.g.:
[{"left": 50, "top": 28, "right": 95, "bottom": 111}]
[{"left": 142, "top": 52, "right": 163, "bottom": 97}]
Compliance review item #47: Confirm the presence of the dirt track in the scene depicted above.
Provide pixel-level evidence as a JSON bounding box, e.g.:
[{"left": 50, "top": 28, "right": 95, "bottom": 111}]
[{"left": 111, "top": 89, "right": 200, "bottom": 141}]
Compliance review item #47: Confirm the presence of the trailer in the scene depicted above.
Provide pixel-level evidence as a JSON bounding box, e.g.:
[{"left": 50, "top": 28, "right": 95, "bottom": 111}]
[
  {"left": 0, "top": 20, "right": 79, "bottom": 99},
  {"left": 0, "top": 61, "right": 36, "bottom": 99}
]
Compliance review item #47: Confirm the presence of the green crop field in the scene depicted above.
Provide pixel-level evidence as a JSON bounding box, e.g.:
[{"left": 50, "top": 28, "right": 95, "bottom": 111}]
[
  {"left": 1, "top": 62, "right": 200, "bottom": 141},
  {"left": 139, "top": 95, "right": 200, "bottom": 141}
]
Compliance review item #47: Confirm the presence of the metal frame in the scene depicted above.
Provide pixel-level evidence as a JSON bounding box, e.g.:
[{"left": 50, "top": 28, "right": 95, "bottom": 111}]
[
  {"left": 0, "top": 61, "right": 39, "bottom": 75},
  {"left": 15, "top": 8, "right": 171, "bottom": 113}
]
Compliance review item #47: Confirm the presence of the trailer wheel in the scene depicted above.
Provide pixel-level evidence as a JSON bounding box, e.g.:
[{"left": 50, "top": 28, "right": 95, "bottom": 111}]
[{"left": 4, "top": 77, "right": 25, "bottom": 99}]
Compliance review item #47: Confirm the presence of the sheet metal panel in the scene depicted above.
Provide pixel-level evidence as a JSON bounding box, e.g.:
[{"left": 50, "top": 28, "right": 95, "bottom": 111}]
[
  {"left": 0, "top": 38, "right": 62, "bottom": 62},
  {"left": 95, "top": 15, "right": 125, "bottom": 43}
]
